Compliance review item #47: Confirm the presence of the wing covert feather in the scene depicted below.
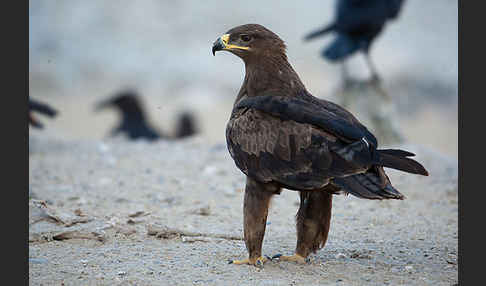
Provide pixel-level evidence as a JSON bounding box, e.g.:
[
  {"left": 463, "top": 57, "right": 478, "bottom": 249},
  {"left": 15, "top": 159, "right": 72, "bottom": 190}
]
[
  {"left": 226, "top": 108, "right": 367, "bottom": 190},
  {"left": 233, "top": 93, "right": 378, "bottom": 147}
]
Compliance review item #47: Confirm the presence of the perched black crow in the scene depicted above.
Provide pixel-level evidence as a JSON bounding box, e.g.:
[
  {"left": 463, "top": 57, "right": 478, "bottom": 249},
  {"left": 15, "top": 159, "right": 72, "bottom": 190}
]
[
  {"left": 304, "top": 0, "right": 406, "bottom": 82},
  {"left": 95, "top": 91, "right": 164, "bottom": 141},
  {"left": 212, "top": 24, "right": 427, "bottom": 267},
  {"left": 95, "top": 90, "right": 198, "bottom": 141},
  {"left": 29, "top": 98, "right": 58, "bottom": 129}
]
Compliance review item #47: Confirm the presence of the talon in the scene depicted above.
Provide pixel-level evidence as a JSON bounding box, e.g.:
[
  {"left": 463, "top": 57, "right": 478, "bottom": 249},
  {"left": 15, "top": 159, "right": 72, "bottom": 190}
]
[
  {"left": 229, "top": 256, "right": 269, "bottom": 267},
  {"left": 230, "top": 258, "right": 249, "bottom": 265},
  {"left": 272, "top": 254, "right": 307, "bottom": 264}
]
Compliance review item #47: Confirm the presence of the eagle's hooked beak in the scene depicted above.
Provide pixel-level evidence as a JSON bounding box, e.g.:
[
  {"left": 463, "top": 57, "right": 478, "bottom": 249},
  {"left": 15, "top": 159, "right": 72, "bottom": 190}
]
[
  {"left": 212, "top": 34, "right": 249, "bottom": 56},
  {"left": 212, "top": 35, "right": 226, "bottom": 56}
]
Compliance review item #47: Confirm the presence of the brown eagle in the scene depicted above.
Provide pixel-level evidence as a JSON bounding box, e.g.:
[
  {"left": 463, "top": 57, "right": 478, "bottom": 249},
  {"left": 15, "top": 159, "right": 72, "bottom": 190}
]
[{"left": 212, "top": 24, "right": 428, "bottom": 267}]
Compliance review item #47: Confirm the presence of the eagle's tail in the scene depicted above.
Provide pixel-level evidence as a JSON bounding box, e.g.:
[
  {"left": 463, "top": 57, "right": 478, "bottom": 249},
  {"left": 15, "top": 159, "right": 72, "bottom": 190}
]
[
  {"left": 304, "top": 23, "right": 336, "bottom": 41},
  {"left": 331, "top": 166, "right": 405, "bottom": 200},
  {"left": 376, "top": 149, "right": 429, "bottom": 176}
]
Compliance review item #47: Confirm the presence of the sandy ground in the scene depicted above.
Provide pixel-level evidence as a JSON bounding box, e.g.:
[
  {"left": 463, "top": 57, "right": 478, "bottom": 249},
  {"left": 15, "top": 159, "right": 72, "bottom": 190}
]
[{"left": 29, "top": 133, "right": 457, "bottom": 286}]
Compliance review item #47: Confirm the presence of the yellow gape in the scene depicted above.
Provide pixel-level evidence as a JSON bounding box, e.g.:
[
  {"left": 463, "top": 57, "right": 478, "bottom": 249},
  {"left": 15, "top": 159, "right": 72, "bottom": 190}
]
[{"left": 221, "top": 34, "right": 250, "bottom": 51}]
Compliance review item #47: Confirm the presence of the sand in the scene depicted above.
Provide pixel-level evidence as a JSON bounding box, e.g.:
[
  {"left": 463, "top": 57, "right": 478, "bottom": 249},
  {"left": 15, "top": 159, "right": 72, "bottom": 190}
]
[{"left": 29, "top": 133, "right": 457, "bottom": 285}]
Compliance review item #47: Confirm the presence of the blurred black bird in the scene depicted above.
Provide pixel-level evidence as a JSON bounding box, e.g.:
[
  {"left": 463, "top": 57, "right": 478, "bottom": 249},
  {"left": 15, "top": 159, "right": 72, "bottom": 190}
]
[
  {"left": 95, "top": 90, "right": 198, "bottom": 141},
  {"left": 304, "top": 0, "right": 405, "bottom": 83},
  {"left": 174, "top": 111, "right": 198, "bottom": 139},
  {"left": 29, "top": 98, "right": 58, "bottom": 129}
]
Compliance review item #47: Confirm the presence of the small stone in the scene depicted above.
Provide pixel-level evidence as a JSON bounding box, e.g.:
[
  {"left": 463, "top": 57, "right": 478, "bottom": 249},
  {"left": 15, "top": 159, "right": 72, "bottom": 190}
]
[
  {"left": 29, "top": 258, "right": 48, "bottom": 264},
  {"left": 128, "top": 211, "right": 146, "bottom": 218},
  {"left": 99, "top": 177, "right": 112, "bottom": 186},
  {"left": 335, "top": 253, "right": 346, "bottom": 259},
  {"left": 117, "top": 271, "right": 127, "bottom": 276},
  {"left": 97, "top": 143, "right": 110, "bottom": 153},
  {"left": 191, "top": 205, "right": 211, "bottom": 216},
  {"left": 203, "top": 166, "right": 218, "bottom": 176},
  {"left": 223, "top": 189, "right": 236, "bottom": 197},
  {"left": 405, "top": 265, "right": 414, "bottom": 273},
  {"left": 446, "top": 258, "right": 457, "bottom": 265},
  {"left": 74, "top": 209, "right": 85, "bottom": 216}
]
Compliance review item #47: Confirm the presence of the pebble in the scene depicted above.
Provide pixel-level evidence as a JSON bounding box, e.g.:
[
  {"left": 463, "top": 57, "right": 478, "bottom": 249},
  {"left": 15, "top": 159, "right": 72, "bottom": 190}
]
[
  {"left": 29, "top": 258, "right": 48, "bottom": 264},
  {"left": 335, "top": 253, "right": 346, "bottom": 259},
  {"left": 99, "top": 177, "right": 112, "bottom": 186},
  {"left": 223, "top": 188, "right": 236, "bottom": 197},
  {"left": 405, "top": 265, "right": 414, "bottom": 273},
  {"left": 203, "top": 166, "right": 219, "bottom": 176},
  {"left": 97, "top": 143, "right": 110, "bottom": 153}
]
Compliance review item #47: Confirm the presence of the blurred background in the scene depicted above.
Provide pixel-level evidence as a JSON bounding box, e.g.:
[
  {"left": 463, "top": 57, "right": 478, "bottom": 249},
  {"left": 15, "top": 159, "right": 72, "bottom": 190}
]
[{"left": 29, "top": 0, "right": 457, "bottom": 159}]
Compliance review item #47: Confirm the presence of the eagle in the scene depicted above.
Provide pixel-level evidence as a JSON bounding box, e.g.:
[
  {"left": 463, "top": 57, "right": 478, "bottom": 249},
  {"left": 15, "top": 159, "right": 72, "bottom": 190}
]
[
  {"left": 304, "top": 0, "right": 406, "bottom": 83},
  {"left": 29, "top": 97, "right": 58, "bottom": 129},
  {"left": 212, "top": 24, "right": 428, "bottom": 267}
]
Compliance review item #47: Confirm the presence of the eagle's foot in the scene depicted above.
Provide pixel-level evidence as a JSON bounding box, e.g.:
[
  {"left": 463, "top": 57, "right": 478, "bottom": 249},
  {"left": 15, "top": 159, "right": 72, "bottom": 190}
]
[
  {"left": 272, "top": 253, "right": 309, "bottom": 264},
  {"left": 228, "top": 256, "right": 270, "bottom": 268}
]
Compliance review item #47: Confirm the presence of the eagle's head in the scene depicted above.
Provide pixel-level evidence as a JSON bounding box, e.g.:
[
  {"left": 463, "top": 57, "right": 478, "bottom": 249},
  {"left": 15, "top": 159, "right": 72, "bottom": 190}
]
[{"left": 212, "top": 24, "right": 287, "bottom": 61}]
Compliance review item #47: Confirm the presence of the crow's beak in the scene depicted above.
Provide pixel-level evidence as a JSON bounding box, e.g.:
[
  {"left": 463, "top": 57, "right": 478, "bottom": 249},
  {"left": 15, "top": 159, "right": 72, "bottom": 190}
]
[{"left": 94, "top": 100, "right": 111, "bottom": 112}]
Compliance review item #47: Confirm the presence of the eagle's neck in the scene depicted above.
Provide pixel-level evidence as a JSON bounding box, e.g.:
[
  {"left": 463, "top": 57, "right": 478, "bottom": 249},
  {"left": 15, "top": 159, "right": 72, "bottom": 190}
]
[{"left": 234, "top": 54, "right": 307, "bottom": 105}]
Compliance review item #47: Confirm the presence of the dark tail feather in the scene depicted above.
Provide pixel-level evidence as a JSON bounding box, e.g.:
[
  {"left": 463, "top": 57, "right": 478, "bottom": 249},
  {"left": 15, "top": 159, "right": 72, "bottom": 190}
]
[
  {"left": 29, "top": 100, "right": 58, "bottom": 117},
  {"left": 378, "top": 149, "right": 415, "bottom": 157},
  {"left": 304, "top": 23, "right": 336, "bottom": 41},
  {"left": 377, "top": 149, "right": 429, "bottom": 176},
  {"left": 332, "top": 171, "right": 404, "bottom": 200},
  {"left": 322, "top": 34, "right": 360, "bottom": 61}
]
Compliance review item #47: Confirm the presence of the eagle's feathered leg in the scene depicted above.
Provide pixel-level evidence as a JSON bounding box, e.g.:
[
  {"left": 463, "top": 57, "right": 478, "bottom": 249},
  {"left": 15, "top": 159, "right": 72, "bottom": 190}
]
[
  {"left": 274, "top": 188, "right": 333, "bottom": 264},
  {"left": 229, "top": 177, "right": 277, "bottom": 267}
]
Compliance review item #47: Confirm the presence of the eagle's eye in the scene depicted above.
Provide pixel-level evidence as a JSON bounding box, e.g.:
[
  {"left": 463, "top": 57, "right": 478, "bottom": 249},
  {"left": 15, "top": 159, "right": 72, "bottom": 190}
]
[{"left": 240, "top": 34, "right": 251, "bottom": 42}]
